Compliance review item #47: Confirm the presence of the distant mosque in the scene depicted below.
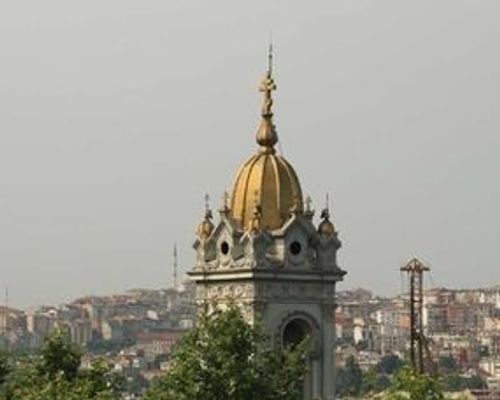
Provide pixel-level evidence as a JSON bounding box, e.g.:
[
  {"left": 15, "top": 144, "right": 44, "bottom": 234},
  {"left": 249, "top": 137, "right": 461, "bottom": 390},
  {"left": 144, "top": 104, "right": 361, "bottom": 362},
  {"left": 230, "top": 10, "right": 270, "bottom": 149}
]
[{"left": 189, "top": 48, "right": 346, "bottom": 400}]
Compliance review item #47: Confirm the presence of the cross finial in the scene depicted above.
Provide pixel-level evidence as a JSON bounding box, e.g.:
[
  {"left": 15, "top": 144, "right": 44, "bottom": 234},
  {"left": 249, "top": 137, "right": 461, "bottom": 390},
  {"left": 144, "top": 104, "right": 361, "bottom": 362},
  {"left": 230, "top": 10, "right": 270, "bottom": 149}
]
[{"left": 259, "top": 76, "right": 276, "bottom": 117}]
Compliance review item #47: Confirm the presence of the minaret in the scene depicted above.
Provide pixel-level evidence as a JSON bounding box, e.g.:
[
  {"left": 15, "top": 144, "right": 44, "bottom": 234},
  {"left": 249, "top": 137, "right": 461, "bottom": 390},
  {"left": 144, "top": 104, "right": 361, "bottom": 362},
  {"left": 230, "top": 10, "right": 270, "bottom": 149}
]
[
  {"left": 190, "top": 49, "right": 346, "bottom": 400},
  {"left": 173, "top": 244, "right": 178, "bottom": 289}
]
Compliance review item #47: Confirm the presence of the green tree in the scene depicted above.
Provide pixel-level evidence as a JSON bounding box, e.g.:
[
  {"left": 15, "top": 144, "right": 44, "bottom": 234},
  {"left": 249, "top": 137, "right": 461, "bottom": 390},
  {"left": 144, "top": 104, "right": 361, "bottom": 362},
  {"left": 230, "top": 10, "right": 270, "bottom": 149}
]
[
  {"left": 144, "top": 306, "right": 308, "bottom": 400},
  {"left": 336, "top": 355, "right": 363, "bottom": 397},
  {"left": 0, "top": 351, "right": 10, "bottom": 399},
  {"left": 3, "top": 331, "right": 122, "bottom": 400},
  {"left": 467, "top": 375, "right": 487, "bottom": 390},
  {"left": 385, "top": 367, "right": 445, "bottom": 400},
  {"left": 0, "top": 352, "right": 9, "bottom": 386},
  {"left": 362, "top": 367, "right": 391, "bottom": 395},
  {"left": 438, "top": 355, "right": 457, "bottom": 374},
  {"left": 38, "top": 330, "right": 82, "bottom": 381},
  {"left": 377, "top": 354, "right": 404, "bottom": 375},
  {"left": 77, "top": 358, "right": 125, "bottom": 397},
  {"left": 443, "top": 373, "right": 486, "bottom": 392}
]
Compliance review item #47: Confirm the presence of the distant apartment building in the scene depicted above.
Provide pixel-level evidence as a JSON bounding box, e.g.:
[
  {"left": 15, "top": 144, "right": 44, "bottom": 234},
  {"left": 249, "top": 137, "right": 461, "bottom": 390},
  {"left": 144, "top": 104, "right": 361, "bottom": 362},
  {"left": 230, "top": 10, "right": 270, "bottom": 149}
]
[
  {"left": 425, "top": 303, "right": 448, "bottom": 334},
  {"left": 101, "top": 319, "right": 124, "bottom": 341},
  {"left": 335, "top": 309, "right": 354, "bottom": 342},
  {"left": 479, "top": 287, "right": 500, "bottom": 309},
  {"left": 135, "top": 331, "right": 184, "bottom": 362},
  {"left": 0, "top": 306, "right": 25, "bottom": 332},
  {"left": 0, "top": 307, "right": 7, "bottom": 333},
  {"left": 375, "top": 298, "right": 410, "bottom": 354},
  {"left": 68, "top": 319, "right": 92, "bottom": 346}
]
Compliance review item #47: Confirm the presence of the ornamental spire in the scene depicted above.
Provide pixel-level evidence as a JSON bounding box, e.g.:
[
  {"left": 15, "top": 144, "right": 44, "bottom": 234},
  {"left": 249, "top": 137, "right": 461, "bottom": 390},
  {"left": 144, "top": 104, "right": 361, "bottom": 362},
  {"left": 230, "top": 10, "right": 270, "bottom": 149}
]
[
  {"left": 197, "top": 193, "right": 214, "bottom": 240},
  {"left": 322, "top": 193, "right": 331, "bottom": 220},
  {"left": 318, "top": 193, "right": 335, "bottom": 236},
  {"left": 256, "top": 43, "right": 278, "bottom": 153}
]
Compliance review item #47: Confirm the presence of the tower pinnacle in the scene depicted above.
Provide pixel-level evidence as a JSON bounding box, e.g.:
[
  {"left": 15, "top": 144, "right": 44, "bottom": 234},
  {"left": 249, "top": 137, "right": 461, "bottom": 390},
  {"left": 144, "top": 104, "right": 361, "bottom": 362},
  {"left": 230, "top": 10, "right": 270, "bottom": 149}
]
[{"left": 257, "top": 45, "right": 278, "bottom": 153}]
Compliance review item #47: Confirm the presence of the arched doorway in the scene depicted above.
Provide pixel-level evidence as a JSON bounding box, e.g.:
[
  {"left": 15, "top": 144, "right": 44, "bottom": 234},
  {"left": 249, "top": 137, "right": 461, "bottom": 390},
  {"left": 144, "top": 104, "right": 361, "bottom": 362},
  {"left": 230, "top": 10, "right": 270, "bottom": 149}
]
[
  {"left": 283, "top": 318, "right": 312, "bottom": 349},
  {"left": 280, "top": 315, "right": 319, "bottom": 399}
]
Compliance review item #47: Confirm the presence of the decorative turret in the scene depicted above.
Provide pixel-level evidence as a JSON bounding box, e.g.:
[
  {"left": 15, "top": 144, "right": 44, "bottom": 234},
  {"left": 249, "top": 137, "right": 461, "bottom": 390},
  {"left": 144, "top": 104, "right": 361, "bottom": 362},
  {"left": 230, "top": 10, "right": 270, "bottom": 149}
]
[
  {"left": 197, "top": 194, "right": 214, "bottom": 240},
  {"left": 318, "top": 195, "right": 336, "bottom": 237}
]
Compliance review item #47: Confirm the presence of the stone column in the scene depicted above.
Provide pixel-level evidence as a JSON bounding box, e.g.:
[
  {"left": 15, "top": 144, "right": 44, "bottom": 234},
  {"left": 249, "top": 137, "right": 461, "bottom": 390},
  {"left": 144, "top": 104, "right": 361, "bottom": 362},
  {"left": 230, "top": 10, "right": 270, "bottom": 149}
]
[
  {"left": 322, "top": 303, "right": 335, "bottom": 400},
  {"left": 311, "top": 356, "right": 321, "bottom": 399}
]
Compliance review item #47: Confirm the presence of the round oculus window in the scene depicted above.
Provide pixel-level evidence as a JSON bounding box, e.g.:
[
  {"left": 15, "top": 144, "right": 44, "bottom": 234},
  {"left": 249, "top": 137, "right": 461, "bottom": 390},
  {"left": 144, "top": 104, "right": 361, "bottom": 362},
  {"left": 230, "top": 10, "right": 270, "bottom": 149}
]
[
  {"left": 289, "top": 241, "right": 302, "bottom": 256},
  {"left": 220, "top": 241, "right": 230, "bottom": 255}
]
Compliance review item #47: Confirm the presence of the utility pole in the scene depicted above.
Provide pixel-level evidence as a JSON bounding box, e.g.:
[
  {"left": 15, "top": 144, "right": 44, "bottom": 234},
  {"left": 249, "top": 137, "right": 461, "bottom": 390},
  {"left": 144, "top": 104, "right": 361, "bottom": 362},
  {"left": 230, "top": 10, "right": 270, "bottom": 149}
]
[
  {"left": 3, "top": 287, "right": 7, "bottom": 331},
  {"left": 1, "top": 287, "right": 8, "bottom": 351},
  {"left": 401, "top": 258, "right": 429, "bottom": 373}
]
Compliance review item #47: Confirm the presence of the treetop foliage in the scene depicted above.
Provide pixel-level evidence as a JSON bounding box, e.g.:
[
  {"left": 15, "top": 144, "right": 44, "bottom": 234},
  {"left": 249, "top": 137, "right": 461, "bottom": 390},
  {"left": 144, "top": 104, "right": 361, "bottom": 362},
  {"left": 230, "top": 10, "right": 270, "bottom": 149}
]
[
  {"left": 144, "top": 306, "right": 308, "bottom": 400},
  {"left": 385, "top": 366, "right": 446, "bottom": 400},
  {"left": 0, "top": 352, "right": 9, "bottom": 387},
  {"left": 0, "top": 330, "right": 122, "bottom": 400}
]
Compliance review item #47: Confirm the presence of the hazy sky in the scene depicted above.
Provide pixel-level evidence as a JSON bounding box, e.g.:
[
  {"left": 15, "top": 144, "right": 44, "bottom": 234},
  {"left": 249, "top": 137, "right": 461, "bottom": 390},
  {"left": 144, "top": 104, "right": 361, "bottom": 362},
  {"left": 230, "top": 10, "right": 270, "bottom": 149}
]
[{"left": 1, "top": 1, "right": 499, "bottom": 308}]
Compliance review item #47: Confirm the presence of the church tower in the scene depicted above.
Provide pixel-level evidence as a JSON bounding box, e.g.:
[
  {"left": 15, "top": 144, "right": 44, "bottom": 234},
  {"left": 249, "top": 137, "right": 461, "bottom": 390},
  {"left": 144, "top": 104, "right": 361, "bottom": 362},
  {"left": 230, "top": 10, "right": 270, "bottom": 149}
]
[{"left": 189, "top": 52, "right": 346, "bottom": 400}]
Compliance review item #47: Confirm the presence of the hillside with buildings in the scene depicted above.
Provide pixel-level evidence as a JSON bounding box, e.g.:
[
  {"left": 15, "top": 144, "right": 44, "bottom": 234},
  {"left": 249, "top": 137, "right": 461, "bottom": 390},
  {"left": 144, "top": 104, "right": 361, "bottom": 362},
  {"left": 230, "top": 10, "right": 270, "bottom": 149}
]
[{"left": 1, "top": 282, "right": 500, "bottom": 397}]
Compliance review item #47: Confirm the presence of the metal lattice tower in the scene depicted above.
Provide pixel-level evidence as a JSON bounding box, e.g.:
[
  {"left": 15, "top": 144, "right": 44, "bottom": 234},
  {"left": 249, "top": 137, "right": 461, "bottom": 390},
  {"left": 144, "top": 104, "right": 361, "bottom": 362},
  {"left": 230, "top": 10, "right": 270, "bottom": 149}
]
[{"left": 401, "top": 258, "right": 429, "bottom": 373}]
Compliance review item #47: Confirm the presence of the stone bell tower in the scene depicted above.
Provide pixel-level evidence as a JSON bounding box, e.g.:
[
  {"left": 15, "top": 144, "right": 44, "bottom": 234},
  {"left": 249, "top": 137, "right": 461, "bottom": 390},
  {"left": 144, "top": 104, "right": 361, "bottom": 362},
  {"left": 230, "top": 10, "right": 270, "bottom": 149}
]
[{"left": 189, "top": 50, "right": 346, "bottom": 400}]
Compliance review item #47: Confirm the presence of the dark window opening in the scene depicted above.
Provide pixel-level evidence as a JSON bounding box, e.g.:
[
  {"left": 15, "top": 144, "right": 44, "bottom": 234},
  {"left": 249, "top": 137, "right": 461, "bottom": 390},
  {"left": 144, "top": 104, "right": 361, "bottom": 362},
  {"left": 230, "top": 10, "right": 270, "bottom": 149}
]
[
  {"left": 283, "top": 319, "right": 311, "bottom": 349},
  {"left": 220, "top": 241, "right": 230, "bottom": 255},
  {"left": 289, "top": 241, "right": 302, "bottom": 256}
]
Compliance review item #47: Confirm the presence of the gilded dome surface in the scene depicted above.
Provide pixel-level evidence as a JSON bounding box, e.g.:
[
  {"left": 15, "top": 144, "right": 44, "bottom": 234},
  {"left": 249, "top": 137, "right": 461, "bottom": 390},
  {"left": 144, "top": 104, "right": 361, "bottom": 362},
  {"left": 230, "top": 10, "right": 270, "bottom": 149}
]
[
  {"left": 231, "top": 151, "right": 303, "bottom": 231},
  {"left": 230, "top": 69, "right": 303, "bottom": 231}
]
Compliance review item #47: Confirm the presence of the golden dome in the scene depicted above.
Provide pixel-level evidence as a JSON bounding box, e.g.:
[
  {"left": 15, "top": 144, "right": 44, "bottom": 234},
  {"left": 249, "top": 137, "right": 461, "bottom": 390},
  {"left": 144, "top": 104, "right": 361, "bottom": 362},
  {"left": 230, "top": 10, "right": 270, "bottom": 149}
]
[
  {"left": 230, "top": 66, "right": 303, "bottom": 231},
  {"left": 231, "top": 150, "right": 303, "bottom": 231}
]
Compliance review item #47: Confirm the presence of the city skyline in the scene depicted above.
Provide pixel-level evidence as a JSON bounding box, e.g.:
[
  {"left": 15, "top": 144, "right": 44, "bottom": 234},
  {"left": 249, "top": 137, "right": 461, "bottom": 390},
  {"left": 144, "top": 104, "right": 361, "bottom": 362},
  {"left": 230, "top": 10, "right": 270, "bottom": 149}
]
[{"left": 1, "top": 1, "right": 499, "bottom": 308}]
